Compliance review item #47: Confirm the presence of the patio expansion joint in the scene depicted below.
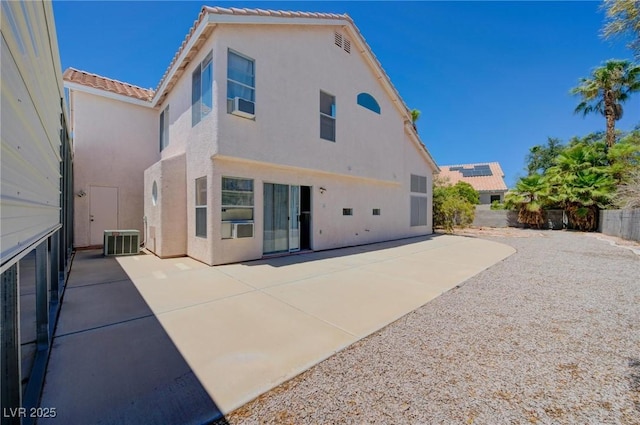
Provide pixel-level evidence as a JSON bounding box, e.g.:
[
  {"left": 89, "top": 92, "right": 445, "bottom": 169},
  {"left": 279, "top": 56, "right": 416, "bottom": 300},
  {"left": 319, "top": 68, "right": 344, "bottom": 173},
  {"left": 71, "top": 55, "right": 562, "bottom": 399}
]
[
  {"left": 53, "top": 313, "right": 156, "bottom": 339},
  {"left": 258, "top": 288, "right": 357, "bottom": 337},
  {"left": 64, "top": 277, "right": 132, "bottom": 289}
]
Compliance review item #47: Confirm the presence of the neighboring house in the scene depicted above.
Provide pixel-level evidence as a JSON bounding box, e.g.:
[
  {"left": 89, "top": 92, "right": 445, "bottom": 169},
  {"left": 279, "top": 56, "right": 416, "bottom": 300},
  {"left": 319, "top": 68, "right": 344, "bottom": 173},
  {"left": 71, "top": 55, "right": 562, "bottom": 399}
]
[
  {"left": 1, "top": 0, "right": 74, "bottom": 415},
  {"left": 64, "top": 6, "right": 439, "bottom": 265},
  {"left": 438, "top": 163, "right": 508, "bottom": 204}
]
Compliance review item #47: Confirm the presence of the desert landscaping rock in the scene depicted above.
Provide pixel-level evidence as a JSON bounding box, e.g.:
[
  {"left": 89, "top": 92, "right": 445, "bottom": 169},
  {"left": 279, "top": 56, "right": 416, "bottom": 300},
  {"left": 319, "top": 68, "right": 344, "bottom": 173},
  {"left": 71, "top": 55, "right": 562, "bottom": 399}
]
[{"left": 228, "top": 230, "right": 640, "bottom": 425}]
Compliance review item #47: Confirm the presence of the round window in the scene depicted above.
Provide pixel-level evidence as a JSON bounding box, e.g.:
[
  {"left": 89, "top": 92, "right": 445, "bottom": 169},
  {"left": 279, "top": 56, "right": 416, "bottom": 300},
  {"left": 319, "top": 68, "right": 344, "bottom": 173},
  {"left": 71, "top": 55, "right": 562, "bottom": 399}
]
[{"left": 152, "top": 181, "right": 158, "bottom": 206}]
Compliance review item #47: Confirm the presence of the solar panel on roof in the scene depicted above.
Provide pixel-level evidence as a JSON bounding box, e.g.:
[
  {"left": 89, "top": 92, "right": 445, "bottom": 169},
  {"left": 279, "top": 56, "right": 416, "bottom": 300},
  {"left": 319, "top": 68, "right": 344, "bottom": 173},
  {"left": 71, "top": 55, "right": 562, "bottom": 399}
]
[{"left": 450, "top": 165, "right": 493, "bottom": 177}]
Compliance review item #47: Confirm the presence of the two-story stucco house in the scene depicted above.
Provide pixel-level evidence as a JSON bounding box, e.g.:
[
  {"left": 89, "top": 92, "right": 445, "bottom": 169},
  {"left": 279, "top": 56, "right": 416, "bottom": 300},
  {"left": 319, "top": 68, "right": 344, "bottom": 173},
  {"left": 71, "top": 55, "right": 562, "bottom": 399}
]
[{"left": 64, "top": 6, "right": 439, "bottom": 265}]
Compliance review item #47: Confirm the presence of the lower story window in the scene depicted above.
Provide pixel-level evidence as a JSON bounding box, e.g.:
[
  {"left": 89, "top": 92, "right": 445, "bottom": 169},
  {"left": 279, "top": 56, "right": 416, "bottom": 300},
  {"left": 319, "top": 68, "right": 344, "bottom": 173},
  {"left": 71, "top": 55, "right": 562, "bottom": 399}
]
[
  {"left": 410, "top": 196, "right": 427, "bottom": 226},
  {"left": 221, "top": 176, "right": 254, "bottom": 239},
  {"left": 195, "top": 177, "right": 207, "bottom": 237}
]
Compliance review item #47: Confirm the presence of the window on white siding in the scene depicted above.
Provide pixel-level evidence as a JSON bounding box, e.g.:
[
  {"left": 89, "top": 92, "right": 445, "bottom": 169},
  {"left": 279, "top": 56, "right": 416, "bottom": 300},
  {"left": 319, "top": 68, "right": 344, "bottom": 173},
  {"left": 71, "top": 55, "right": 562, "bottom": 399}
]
[
  {"left": 410, "top": 174, "right": 427, "bottom": 193},
  {"left": 410, "top": 196, "right": 427, "bottom": 227},
  {"left": 195, "top": 177, "right": 207, "bottom": 238},
  {"left": 410, "top": 174, "right": 428, "bottom": 227},
  {"left": 343, "top": 208, "right": 353, "bottom": 216},
  {"left": 227, "top": 50, "right": 255, "bottom": 109},
  {"left": 159, "top": 105, "right": 169, "bottom": 151},
  {"left": 373, "top": 208, "right": 381, "bottom": 216},
  {"left": 320, "top": 91, "right": 336, "bottom": 142},
  {"left": 192, "top": 51, "right": 213, "bottom": 127},
  {"left": 221, "top": 177, "right": 254, "bottom": 239}
]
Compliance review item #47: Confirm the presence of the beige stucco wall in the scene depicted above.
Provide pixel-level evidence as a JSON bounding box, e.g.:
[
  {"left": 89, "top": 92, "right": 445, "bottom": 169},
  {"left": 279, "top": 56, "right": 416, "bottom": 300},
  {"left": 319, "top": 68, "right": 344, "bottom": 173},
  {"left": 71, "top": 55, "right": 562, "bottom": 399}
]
[
  {"left": 143, "top": 21, "right": 436, "bottom": 265},
  {"left": 72, "top": 91, "right": 158, "bottom": 247},
  {"left": 201, "top": 156, "right": 432, "bottom": 265},
  {"left": 144, "top": 153, "right": 187, "bottom": 257},
  {"left": 214, "top": 24, "right": 413, "bottom": 184}
]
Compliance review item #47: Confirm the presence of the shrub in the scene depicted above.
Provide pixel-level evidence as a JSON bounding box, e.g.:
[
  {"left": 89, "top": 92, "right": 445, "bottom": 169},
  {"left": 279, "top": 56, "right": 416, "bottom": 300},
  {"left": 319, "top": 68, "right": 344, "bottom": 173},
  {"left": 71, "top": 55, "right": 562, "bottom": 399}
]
[{"left": 433, "top": 179, "right": 478, "bottom": 232}]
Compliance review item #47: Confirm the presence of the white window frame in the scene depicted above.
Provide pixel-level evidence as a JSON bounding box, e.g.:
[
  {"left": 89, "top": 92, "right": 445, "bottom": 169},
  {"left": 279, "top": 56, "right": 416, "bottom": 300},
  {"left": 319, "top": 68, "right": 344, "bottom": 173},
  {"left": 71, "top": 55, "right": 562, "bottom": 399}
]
[
  {"left": 227, "top": 49, "right": 255, "bottom": 108},
  {"left": 320, "top": 90, "right": 336, "bottom": 142},
  {"left": 192, "top": 51, "right": 213, "bottom": 127},
  {"left": 195, "top": 177, "right": 207, "bottom": 238},
  {"left": 221, "top": 176, "right": 254, "bottom": 239}
]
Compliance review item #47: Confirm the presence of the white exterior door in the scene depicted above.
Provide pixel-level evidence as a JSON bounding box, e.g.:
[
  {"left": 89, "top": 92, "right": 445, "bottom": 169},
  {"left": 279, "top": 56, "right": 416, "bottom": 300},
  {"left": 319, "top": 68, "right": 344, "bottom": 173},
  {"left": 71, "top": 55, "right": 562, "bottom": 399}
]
[{"left": 90, "top": 186, "right": 118, "bottom": 245}]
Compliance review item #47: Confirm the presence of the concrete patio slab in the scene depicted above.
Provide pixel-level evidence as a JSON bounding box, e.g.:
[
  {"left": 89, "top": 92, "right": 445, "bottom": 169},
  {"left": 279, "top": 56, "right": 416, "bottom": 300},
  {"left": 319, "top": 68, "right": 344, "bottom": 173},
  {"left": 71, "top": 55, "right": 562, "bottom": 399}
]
[
  {"left": 130, "top": 268, "right": 254, "bottom": 314},
  {"left": 156, "top": 291, "right": 354, "bottom": 412},
  {"left": 41, "top": 316, "right": 221, "bottom": 425},
  {"left": 40, "top": 234, "right": 515, "bottom": 423},
  {"left": 263, "top": 268, "right": 440, "bottom": 337},
  {"left": 216, "top": 259, "right": 350, "bottom": 289},
  {"left": 55, "top": 278, "right": 152, "bottom": 335}
]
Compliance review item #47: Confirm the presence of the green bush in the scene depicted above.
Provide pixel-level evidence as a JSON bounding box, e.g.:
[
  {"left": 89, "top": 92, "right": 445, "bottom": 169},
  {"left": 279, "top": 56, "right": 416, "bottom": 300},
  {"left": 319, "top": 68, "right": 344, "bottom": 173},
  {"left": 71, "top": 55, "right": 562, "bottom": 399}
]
[
  {"left": 433, "top": 179, "right": 478, "bottom": 232},
  {"left": 490, "top": 200, "right": 508, "bottom": 210}
]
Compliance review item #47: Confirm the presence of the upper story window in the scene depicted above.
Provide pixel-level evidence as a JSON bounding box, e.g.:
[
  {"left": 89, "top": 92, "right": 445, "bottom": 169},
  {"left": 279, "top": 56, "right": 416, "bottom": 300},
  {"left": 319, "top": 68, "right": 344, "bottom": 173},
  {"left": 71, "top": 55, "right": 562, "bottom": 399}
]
[
  {"left": 410, "top": 174, "right": 427, "bottom": 193},
  {"left": 227, "top": 50, "right": 255, "bottom": 118},
  {"left": 159, "top": 105, "right": 169, "bottom": 151},
  {"left": 320, "top": 91, "right": 336, "bottom": 142},
  {"left": 192, "top": 51, "right": 213, "bottom": 127},
  {"left": 357, "top": 93, "right": 380, "bottom": 114}
]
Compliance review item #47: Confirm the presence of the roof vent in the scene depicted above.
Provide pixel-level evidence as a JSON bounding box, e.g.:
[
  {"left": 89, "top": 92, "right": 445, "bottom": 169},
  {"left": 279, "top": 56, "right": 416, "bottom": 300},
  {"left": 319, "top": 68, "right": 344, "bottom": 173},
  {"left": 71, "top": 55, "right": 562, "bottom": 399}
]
[
  {"left": 343, "top": 38, "right": 351, "bottom": 54},
  {"left": 334, "top": 32, "right": 343, "bottom": 48}
]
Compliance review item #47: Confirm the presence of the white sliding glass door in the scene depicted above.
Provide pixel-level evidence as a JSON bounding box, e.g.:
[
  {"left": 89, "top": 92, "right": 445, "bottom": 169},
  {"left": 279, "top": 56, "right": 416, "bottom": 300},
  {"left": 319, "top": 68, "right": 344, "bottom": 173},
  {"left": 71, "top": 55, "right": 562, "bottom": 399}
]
[{"left": 263, "top": 183, "right": 300, "bottom": 254}]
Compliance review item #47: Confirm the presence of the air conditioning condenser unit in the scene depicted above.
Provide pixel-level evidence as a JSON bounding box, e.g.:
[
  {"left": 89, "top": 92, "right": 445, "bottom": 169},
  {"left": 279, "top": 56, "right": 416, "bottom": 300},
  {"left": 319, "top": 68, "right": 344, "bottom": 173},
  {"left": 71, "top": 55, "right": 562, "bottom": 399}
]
[{"left": 104, "top": 230, "right": 140, "bottom": 256}]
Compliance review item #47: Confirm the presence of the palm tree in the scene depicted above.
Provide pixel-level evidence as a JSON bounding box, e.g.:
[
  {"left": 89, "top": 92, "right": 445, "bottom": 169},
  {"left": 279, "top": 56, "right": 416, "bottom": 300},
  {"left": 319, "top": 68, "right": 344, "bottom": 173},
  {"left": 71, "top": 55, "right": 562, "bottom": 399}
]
[
  {"left": 410, "top": 109, "right": 420, "bottom": 132},
  {"left": 546, "top": 143, "right": 615, "bottom": 231},
  {"left": 505, "top": 174, "right": 549, "bottom": 229},
  {"left": 602, "top": 0, "right": 640, "bottom": 59},
  {"left": 570, "top": 59, "right": 640, "bottom": 148}
]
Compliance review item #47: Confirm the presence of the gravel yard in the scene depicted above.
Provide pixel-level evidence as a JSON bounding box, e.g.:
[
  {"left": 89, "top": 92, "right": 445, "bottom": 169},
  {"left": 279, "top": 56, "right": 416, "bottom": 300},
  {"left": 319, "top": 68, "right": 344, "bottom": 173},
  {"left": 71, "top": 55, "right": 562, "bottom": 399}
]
[{"left": 226, "top": 230, "right": 640, "bottom": 425}]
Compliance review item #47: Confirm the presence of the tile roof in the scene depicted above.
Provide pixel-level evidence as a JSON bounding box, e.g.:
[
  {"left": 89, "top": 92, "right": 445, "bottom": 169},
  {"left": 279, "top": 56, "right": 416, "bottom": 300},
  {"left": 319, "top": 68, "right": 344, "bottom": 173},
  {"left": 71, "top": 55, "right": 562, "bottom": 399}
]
[
  {"left": 437, "top": 162, "right": 508, "bottom": 192},
  {"left": 63, "top": 68, "right": 154, "bottom": 102}
]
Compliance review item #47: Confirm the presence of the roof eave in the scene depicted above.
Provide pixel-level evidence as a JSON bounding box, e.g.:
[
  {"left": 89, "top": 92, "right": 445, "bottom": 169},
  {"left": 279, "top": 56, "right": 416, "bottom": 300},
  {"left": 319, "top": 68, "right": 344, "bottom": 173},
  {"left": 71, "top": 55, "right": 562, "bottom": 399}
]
[
  {"left": 64, "top": 81, "right": 154, "bottom": 107},
  {"left": 404, "top": 122, "right": 440, "bottom": 172}
]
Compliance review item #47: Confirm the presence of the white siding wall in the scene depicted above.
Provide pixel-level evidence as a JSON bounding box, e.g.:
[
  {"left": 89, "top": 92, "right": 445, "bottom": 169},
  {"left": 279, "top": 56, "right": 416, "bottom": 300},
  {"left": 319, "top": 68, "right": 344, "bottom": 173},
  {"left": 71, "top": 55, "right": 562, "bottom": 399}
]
[
  {"left": 71, "top": 91, "right": 158, "bottom": 247},
  {"left": 1, "top": 1, "right": 65, "bottom": 263}
]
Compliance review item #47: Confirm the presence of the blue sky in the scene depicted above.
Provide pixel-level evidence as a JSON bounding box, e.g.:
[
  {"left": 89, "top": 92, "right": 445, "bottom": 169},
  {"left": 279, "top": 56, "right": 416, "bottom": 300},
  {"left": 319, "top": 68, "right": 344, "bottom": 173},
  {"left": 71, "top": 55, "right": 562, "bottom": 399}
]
[{"left": 53, "top": 1, "right": 640, "bottom": 187}]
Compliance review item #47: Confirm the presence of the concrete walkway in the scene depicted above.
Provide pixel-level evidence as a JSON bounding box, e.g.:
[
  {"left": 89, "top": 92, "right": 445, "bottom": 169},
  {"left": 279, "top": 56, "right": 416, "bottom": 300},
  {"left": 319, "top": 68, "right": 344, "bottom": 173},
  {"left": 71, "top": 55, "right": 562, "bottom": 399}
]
[{"left": 39, "top": 234, "right": 514, "bottom": 424}]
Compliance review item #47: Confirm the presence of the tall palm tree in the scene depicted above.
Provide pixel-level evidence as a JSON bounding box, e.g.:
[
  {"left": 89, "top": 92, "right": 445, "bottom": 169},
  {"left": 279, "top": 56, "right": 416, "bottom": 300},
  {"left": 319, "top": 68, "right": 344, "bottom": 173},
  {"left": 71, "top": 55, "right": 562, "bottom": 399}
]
[{"left": 570, "top": 59, "right": 640, "bottom": 148}]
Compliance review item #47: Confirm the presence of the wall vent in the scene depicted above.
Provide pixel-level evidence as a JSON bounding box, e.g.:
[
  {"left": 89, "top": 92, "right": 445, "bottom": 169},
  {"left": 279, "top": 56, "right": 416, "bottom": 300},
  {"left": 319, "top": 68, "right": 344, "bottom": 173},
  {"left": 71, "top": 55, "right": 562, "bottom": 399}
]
[
  {"left": 343, "top": 38, "right": 351, "bottom": 53},
  {"left": 334, "top": 31, "right": 343, "bottom": 48},
  {"left": 104, "top": 230, "right": 140, "bottom": 256}
]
